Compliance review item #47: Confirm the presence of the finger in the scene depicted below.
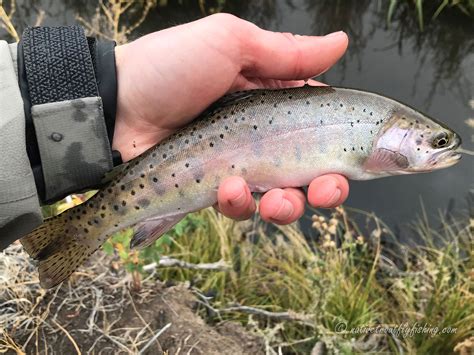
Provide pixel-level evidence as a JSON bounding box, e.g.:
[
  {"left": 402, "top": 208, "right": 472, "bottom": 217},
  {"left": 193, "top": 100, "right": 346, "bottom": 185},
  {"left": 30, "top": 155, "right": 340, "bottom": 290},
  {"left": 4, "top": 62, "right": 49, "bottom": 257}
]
[
  {"left": 239, "top": 28, "right": 348, "bottom": 80},
  {"left": 217, "top": 176, "right": 256, "bottom": 221},
  {"left": 307, "top": 174, "right": 349, "bottom": 208},
  {"left": 259, "top": 188, "right": 306, "bottom": 225}
]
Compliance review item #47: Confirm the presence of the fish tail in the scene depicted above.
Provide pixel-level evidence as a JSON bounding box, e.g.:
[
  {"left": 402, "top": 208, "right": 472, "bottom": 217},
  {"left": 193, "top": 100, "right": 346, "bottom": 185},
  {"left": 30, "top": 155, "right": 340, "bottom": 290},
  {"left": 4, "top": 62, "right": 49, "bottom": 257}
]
[{"left": 21, "top": 212, "right": 97, "bottom": 288}]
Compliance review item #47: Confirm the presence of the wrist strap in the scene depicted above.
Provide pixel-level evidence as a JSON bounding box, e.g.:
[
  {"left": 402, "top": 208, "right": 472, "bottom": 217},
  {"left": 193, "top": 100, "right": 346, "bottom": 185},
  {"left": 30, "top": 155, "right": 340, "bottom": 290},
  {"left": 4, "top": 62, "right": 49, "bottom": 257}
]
[{"left": 18, "top": 26, "right": 117, "bottom": 202}]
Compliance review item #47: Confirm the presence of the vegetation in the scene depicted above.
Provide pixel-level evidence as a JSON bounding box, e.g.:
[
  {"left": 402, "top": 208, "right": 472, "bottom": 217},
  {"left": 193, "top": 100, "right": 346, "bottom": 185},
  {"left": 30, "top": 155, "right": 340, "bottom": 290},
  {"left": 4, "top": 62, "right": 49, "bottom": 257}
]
[
  {"left": 101, "top": 206, "right": 474, "bottom": 354},
  {"left": 387, "top": 0, "right": 474, "bottom": 30}
]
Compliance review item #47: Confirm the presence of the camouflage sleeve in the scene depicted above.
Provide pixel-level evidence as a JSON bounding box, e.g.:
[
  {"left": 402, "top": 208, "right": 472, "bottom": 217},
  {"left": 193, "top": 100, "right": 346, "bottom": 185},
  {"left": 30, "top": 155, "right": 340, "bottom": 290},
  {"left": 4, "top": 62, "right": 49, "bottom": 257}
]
[
  {"left": 0, "top": 41, "right": 43, "bottom": 251},
  {"left": 31, "top": 97, "right": 113, "bottom": 201}
]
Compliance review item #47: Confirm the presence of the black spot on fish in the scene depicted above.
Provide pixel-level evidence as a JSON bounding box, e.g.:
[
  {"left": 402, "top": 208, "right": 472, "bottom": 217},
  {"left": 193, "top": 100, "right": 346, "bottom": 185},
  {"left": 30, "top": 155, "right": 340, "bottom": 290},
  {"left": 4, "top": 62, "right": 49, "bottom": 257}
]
[
  {"left": 352, "top": 147, "right": 355, "bottom": 151},
  {"left": 163, "top": 154, "right": 167, "bottom": 159},
  {"left": 350, "top": 122, "right": 354, "bottom": 127},
  {"left": 344, "top": 148, "right": 347, "bottom": 152},
  {"left": 196, "top": 179, "right": 200, "bottom": 183},
  {"left": 320, "top": 104, "right": 324, "bottom": 107},
  {"left": 107, "top": 188, "right": 113, "bottom": 193},
  {"left": 320, "top": 120, "right": 323, "bottom": 124},
  {"left": 287, "top": 111, "right": 291, "bottom": 115},
  {"left": 113, "top": 205, "right": 119, "bottom": 211},
  {"left": 225, "top": 126, "right": 229, "bottom": 130},
  {"left": 273, "top": 103, "right": 277, "bottom": 108},
  {"left": 211, "top": 120, "right": 215, "bottom": 124},
  {"left": 198, "top": 134, "right": 203, "bottom": 139},
  {"left": 152, "top": 153, "right": 156, "bottom": 158},
  {"left": 175, "top": 184, "right": 179, "bottom": 188},
  {"left": 101, "top": 205, "right": 106, "bottom": 210},
  {"left": 340, "top": 103, "right": 343, "bottom": 107},
  {"left": 306, "top": 101, "right": 310, "bottom": 105},
  {"left": 171, "top": 173, "right": 175, "bottom": 177},
  {"left": 135, "top": 206, "right": 140, "bottom": 210},
  {"left": 131, "top": 190, "right": 136, "bottom": 196},
  {"left": 241, "top": 117, "right": 245, "bottom": 121},
  {"left": 185, "top": 163, "right": 190, "bottom": 168},
  {"left": 253, "top": 125, "right": 258, "bottom": 130},
  {"left": 84, "top": 228, "right": 89, "bottom": 233},
  {"left": 169, "top": 145, "right": 173, "bottom": 150},
  {"left": 99, "top": 192, "right": 104, "bottom": 198},
  {"left": 327, "top": 103, "right": 330, "bottom": 106},
  {"left": 426, "top": 125, "right": 430, "bottom": 128},
  {"left": 122, "top": 201, "right": 127, "bottom": 206},
  {"left": 357, "top": 119, "right": 360, "bottom": 123},
  {"left": 153, "top": 177, "right": 158, "bottom": 183},
  {"left": 363, "top": 109, "right": 366, "bottom": 112},
  {"left": 370, "top": 112, "right": 373, "bottom": 116},
  {"left": 417, "top": 148, "right": 421, "bottom": 151},
  {"left": 140, "top": 173, "right": 145, "bottom": 178},
  {"left": 139, "top": 184, "right": 145, "bottom": 189},
  {"left": 185, "top": 139, "right": 189, "bottom": 144},
  {"left": 361, "top": 147, "right": 364, "bottom": 150},
  {"left": 231, "top": 164, "right": 235, "bottom": 169},
  {"left": 120, "top": 185, "right": 125, "bottom": 191},
  {"left": 100, "top": 213, "right": 105, "bottom": 218},
  {"left": 210, "top": 142, "right": 214, "bottom": 147},
  {"left": 220, "top": 134, "right": 224, "bottom": 139},
  {"left": 261, "top": 100, "right": 265, "bottom": 103}
]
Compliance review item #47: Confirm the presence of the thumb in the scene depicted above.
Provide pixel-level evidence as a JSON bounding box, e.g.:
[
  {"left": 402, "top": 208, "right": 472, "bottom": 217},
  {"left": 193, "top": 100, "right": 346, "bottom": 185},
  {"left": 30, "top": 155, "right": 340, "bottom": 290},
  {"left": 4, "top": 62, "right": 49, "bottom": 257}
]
[{"left": 238, "top": 27, "right": 348, "bottom": 80}]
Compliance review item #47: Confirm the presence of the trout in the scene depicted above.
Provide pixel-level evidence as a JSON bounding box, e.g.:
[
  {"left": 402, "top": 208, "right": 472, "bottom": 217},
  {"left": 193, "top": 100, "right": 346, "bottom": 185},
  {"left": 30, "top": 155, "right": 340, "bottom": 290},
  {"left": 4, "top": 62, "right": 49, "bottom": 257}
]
[{"left": 21, "top": 86, "right": 462, "bottom": 288}]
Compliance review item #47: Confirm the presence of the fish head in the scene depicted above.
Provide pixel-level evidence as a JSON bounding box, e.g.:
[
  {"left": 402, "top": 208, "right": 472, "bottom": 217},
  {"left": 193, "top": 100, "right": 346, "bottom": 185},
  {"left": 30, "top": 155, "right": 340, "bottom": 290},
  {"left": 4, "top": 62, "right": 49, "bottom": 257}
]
[{"left": 366, "top": 109, "right": 462, "bottom": 174}]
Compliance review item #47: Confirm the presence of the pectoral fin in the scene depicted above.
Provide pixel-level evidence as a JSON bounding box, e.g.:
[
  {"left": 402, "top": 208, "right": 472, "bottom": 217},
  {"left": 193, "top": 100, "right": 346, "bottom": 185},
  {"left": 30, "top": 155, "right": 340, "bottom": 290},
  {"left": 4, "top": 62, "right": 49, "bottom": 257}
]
[
  {"left": 130, "top": 213, "right": 187, "bottom": 249},
  {"left": 364, "top": 148, "right": 409, "bottom": 172}
]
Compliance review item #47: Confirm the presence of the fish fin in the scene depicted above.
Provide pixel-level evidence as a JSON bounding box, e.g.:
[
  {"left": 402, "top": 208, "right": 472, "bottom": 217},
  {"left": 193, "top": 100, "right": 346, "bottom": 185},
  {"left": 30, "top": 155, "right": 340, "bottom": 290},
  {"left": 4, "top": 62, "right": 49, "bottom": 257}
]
[
  {"left": 130, "top": 213, "right": 187, "bottom": 250},
  {"left": 21, "top": 212, "right": 99, "bottom": 289},
  {"left": 364, "top": 148, "right": 409, "bottom": 171}
]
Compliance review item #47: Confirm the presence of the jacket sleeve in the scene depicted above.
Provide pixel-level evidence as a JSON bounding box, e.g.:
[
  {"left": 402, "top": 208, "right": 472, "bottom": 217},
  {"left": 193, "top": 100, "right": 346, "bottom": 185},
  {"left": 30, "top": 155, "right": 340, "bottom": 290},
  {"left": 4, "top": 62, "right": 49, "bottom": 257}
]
[
  {"left": 0, "top": 33, "right": 118, "bottom": 251},
  {"left": 0, "top": 41, "right": 43, "bottom": 250}
]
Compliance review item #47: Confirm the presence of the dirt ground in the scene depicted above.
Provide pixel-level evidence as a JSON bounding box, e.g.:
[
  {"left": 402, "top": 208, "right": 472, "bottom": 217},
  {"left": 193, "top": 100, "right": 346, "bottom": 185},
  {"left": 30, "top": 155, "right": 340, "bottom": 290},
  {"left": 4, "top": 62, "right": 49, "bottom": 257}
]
[
  {"left": 42, "top": 283, "right": 264, "bottom": 354},
  {"left": 1, "top": 246, "right": 265, "bottom": 355}
]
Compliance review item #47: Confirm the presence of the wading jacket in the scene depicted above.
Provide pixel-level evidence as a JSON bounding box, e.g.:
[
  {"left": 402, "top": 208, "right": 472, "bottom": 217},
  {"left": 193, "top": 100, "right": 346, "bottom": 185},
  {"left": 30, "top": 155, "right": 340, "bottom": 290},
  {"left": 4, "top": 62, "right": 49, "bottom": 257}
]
[{"left": 0, "top": 26, "right": 118, "bottom": 250}]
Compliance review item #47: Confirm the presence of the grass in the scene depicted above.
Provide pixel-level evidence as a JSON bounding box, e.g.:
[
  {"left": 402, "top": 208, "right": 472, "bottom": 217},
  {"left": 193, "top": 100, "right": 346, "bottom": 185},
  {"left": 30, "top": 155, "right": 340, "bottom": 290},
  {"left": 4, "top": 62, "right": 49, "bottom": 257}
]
[
  {"left": 388, "top": 0, "right": 474, "bottom": 30},
  {"left": 102, "top": 206, "right": 474, "bottom": 354}
]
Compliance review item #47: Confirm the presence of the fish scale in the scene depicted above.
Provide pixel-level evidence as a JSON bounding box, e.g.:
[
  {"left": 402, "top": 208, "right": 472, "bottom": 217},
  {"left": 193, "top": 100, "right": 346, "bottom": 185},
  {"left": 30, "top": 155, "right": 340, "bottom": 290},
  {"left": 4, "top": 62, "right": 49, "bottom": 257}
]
[{"left": 20, "top": 85, "right": 462, "bottom": 288}]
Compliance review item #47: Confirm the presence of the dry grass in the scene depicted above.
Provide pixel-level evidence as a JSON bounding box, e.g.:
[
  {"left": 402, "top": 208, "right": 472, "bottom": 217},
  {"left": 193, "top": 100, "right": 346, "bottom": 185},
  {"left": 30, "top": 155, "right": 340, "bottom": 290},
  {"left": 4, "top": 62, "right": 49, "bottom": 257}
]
[
  {"left": 0, "top": 0, "right": 19, "bottom": 41},
  {"left": 76, "top": 0, "right": 158, "bottom": 44}
]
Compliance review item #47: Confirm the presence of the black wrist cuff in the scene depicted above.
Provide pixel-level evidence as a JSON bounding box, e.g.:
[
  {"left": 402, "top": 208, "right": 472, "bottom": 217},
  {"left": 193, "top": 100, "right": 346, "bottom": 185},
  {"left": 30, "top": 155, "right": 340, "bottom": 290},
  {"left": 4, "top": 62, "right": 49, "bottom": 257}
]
[
  {"left": 87, "top": 37, "right": 122, "bottom": 166},
  {"left": 18, "top": 26, "right": 121, "bottom": 201}
]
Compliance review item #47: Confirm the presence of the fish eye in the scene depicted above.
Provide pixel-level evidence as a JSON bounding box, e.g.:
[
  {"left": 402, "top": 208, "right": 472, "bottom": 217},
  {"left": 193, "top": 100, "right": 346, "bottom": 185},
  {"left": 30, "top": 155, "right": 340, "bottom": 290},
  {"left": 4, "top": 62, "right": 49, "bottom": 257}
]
[{"left": 432, "top": 132, "right": 450, "bottom": 149}]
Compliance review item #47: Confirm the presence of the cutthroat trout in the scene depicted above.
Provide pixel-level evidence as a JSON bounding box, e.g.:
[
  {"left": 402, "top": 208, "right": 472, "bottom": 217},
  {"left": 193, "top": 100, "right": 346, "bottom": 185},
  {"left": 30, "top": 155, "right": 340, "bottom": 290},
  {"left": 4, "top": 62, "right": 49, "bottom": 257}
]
[{"left": 21, "top": 86, "right": 462, "bottom": 288}]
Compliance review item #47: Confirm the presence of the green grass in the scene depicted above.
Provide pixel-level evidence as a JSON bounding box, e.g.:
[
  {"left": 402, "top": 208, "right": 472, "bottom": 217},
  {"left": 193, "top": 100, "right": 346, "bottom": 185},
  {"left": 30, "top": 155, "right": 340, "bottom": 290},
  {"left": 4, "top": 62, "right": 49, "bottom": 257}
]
[
  {"left": 388, "top": 0, "right": 474, "bottom": 30},
  {"left": 105, "top": 207, "right": 474, "bottom": 353}
]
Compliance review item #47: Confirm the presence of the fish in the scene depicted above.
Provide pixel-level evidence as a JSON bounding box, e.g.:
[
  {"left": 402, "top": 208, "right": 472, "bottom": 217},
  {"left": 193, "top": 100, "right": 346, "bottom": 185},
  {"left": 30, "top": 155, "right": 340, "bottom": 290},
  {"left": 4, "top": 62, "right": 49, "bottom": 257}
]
[{"left": 20, "top": 85, "right": 462, "bottom": 288}]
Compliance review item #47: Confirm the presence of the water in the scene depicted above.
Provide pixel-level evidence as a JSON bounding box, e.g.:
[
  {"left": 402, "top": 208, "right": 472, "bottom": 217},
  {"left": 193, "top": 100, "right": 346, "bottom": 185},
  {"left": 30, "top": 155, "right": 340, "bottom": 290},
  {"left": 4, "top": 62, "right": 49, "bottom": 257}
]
[{"left": 3, "top": 0, "right": 473, "bottom": 234}]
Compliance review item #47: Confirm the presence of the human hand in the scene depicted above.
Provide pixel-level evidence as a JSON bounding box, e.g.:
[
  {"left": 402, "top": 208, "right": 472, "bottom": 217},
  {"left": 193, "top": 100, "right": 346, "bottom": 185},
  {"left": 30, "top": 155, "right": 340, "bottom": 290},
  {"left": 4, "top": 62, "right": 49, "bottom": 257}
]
[{"left": 113, "top": 13, "right": 350, "bottom": 224}]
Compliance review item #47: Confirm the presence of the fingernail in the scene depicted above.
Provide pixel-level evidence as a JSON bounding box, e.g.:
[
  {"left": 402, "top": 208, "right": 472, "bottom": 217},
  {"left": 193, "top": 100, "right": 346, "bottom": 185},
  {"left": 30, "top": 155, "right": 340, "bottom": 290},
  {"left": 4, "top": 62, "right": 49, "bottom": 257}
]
[
  {"left": 276, "top": 199, "right": 294, "bottom": 221},
  {"left": 325, "top": 31, "right": 344, "bottom": 38},
  {"left": 327, "top": 188, "right": 342, "bottom": 206},
  {"left": 228, "top": 185, "right": 247, "bottom": 208}
]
